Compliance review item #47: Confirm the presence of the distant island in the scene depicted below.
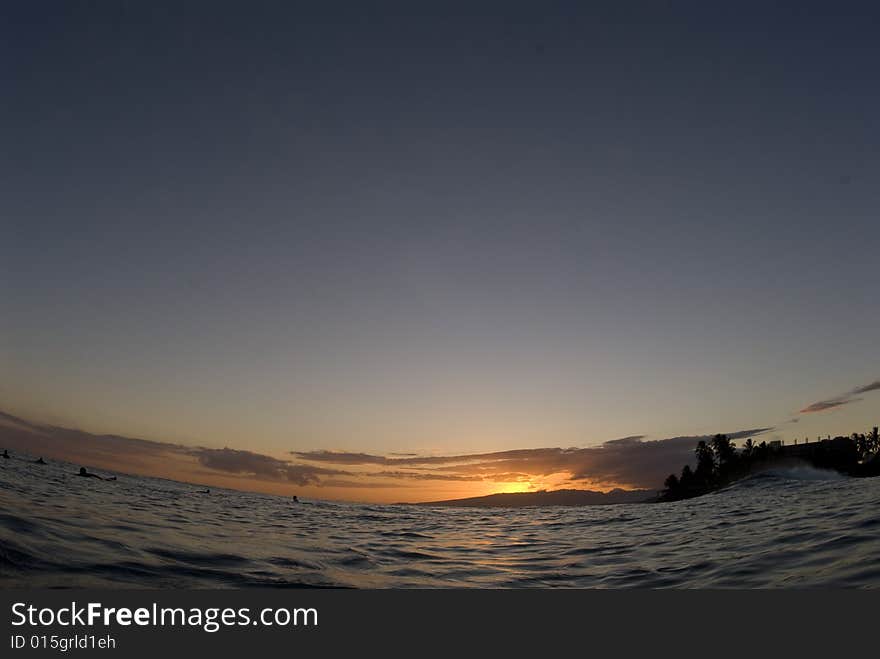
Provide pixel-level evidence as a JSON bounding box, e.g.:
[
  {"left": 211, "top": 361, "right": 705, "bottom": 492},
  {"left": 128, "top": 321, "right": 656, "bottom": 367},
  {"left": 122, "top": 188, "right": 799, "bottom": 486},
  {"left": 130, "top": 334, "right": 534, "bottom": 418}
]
[
  {"left": 411, "top": 488, "right": 653, "bottom": 508},
  {"left": 661, "top": 427, "right": 880, "bottom": 502}
]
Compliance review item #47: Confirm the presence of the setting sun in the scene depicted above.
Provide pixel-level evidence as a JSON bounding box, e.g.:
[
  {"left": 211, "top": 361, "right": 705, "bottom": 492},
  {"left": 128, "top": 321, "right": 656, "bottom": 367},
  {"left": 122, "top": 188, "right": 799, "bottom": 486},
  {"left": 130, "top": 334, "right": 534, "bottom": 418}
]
[{"left": 491, "top": 480, "right": 534, "bottom": 495}]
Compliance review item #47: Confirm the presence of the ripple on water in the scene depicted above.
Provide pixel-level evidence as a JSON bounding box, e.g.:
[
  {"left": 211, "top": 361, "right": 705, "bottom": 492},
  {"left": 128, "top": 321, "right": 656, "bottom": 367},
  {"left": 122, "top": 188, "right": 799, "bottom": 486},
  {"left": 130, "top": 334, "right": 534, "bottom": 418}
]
[{"left": 2, "top": 456, "right": 880, "bottom": 587}]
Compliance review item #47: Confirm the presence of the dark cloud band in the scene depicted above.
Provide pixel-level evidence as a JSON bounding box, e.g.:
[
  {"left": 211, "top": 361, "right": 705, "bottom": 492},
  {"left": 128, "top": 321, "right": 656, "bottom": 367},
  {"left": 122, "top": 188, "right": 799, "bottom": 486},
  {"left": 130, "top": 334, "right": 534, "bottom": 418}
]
[
  {"left": 0, "top": 408, "right": 772, "bottom": 492},
  {"left": 799, "top": 378, "right": 880, "bottom": 414}
]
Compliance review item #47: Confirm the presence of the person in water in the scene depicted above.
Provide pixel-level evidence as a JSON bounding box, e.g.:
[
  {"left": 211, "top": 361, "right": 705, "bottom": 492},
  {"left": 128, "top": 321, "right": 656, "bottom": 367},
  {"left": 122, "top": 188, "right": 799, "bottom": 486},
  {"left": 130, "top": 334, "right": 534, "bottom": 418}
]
[
  {"left": 77, "top": 466, "right": 115, "bottom": 480},
  {"left": 2, "top": 449, "right": 9, "bottom": 459},
  {"left": 292, "top": 495, "right": 299, "bottom": 503},
  {"left": 35, "top": 457, "right": 46, "bottom": 465}
]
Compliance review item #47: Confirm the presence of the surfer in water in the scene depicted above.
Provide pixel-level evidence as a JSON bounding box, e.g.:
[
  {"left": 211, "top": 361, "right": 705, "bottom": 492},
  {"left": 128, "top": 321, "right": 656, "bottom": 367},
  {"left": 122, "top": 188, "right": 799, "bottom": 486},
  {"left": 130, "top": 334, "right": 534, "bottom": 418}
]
[
  {"left": 2, "top": 449, "right": 9, "bottom": 459},
  {"left": 77, "top": 467, "right": 115, "bottom": 480},
  {"left": 34, "top": 457, "right": 46, "bottom": 465},
  {"left": 292, "top": 495, "right": 299, "bottom": 503}
]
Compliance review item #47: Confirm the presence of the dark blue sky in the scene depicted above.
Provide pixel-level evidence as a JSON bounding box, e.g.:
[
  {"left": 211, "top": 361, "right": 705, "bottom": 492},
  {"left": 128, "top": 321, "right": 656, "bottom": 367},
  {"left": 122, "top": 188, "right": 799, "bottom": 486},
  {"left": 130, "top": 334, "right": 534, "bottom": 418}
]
[{"left": 3, "top": 2, "right": 879, "bottom": 461}]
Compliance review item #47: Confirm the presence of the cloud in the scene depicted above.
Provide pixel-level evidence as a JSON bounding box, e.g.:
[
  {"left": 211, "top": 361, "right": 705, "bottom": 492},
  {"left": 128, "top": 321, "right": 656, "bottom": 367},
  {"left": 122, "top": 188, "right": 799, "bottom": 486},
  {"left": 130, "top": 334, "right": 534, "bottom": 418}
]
[
  {"left": 194, "top": 447, "right": 289, "bottom": 478},
  {"left": 0, "top": 406, "right": 773, "bottom": 496},
  {"left": 852, "top": 380, "right": 880, "bottom": 395},
  {"left": 369, "top": 470, "right": 485, "bottom": 482},
  {"left": 800, "top": 398, "right": 855, "bottom": 414},
  {"left": 0, "top": 410, "right": 188, "bottom": 468},
  {"left": 192, "top": 448, "right": 353, "bottom": 486},
  {"left": 799, "top": 378, "right": 880, "bottom": 414},
  {"left": 486, "top": 472, "right": 533, "bottom": 482},
  {"left": 0, "top": 410, "right": 352, "bottom": 490},
  {"left": 293, "top": 428, "right": 771, "bottom": 490},
  {"left": 601, "top": 435, "right": 647, "bottom": 445},
  {"left": 290, "top": 450, "right": 392, "bottom": 465},
  {"left": 318, "top": 479, "right": 407, "bottom": 489}
]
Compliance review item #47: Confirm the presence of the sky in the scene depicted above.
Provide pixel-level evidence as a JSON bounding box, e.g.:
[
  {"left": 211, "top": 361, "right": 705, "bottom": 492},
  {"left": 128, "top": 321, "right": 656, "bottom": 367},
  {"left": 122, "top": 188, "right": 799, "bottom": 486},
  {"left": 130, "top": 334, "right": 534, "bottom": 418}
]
[{"left": 2, "top": 2, "right": 879, "bottom": 502}]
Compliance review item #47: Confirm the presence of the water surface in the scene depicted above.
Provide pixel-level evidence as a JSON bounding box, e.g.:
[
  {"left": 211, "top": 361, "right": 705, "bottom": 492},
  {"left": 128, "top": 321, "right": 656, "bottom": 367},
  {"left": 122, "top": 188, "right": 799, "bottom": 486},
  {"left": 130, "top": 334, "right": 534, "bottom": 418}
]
[{"left": 2, "top": 455, "right": 879, "bottom": 588}]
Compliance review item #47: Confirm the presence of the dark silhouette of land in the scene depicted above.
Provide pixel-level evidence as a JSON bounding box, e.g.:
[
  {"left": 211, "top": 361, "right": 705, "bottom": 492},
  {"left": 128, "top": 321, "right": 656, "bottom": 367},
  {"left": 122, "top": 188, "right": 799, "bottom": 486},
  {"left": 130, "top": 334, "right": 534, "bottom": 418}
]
[
  {"left": 412, "top": 488, "right": 652, "bottom": 508},
  {"left": 413, "top": 426, "right": 880, "bottom": 508},
  {"left": 661, "top": 426, "right": 880, "bottom": 502}
]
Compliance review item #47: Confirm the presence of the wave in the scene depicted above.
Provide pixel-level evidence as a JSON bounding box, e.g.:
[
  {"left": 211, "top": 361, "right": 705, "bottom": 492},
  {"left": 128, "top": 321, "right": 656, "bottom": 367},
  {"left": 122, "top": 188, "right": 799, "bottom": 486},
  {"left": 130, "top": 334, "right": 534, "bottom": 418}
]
[
  {"left": 742, "top": 465, "right": 848, "bottom": 483},
  {"left": 2, "top": 453, "right": 880, "bottom": 588}
]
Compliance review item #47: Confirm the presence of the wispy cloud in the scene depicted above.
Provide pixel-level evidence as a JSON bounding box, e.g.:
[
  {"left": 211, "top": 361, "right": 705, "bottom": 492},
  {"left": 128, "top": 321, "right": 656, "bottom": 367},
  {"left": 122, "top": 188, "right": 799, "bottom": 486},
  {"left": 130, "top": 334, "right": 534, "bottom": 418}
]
[
  {"left": 193, "top": 448, "right": 352, "bottom": 486},
  {"left": 799, "top": 378, "right": 880, "bottom": 414},
  {"left": 800, "top": 398, "right": 856, "bottom": 413},
  {"left": 370, "top": 470, "right": 485, "bottom": 482},
  {"left": 0, "top": 410, "right": 354, "bottom": 491},
  {"left": 292, "top": 428, "right": 771, "bottom": 490},
  {"left": 852, "top": 380, "right": 880, "bottom": 395},
  {"left": 319, "top": 479, "right": 407, "bottom": 489},
  {"left": 0, "top": 407, "right": 772, "bottom": 498},
  {"left": 289, "top": 450, "right": 394, "bottom": 466}
]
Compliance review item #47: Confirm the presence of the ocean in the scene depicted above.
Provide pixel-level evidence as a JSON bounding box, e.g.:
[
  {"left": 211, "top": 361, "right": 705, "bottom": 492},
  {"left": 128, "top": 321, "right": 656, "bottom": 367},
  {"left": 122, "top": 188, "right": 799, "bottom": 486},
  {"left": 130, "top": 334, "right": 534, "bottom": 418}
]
[{"left": 2, "top": 453, "right": 879, "bottom": 588}]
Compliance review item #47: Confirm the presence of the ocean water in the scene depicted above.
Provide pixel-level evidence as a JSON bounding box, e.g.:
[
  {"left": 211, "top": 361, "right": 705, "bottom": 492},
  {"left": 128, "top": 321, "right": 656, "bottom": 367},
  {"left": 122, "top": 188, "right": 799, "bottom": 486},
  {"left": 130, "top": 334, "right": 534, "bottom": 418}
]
[{"left": 2, "top": 454, "right": 880, "bottom": 588}]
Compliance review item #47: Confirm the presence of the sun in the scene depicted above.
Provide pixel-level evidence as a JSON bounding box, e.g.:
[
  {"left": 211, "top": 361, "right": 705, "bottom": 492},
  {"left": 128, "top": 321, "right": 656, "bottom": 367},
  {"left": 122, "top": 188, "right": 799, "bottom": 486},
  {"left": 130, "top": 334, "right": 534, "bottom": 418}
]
[{"left": 491, "top": 480, "right": 533, "bottom": 494}]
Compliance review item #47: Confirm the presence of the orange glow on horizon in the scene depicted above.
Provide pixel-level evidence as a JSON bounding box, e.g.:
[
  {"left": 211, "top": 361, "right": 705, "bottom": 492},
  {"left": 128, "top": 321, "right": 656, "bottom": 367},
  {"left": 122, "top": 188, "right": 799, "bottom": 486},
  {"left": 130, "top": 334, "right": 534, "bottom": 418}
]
[
  {"left": 0, "top": 411, "right": 642, "bottom": 505},
  {"left": 487, "top": 480, "right": 534, "bottom": 495}
]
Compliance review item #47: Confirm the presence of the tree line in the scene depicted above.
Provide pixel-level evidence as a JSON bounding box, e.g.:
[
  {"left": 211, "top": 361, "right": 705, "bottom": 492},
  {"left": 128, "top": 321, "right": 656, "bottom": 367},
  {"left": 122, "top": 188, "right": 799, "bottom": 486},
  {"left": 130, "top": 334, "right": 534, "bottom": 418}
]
[{"left": 660, "top": 427, "right": 880, "bottom": 502}]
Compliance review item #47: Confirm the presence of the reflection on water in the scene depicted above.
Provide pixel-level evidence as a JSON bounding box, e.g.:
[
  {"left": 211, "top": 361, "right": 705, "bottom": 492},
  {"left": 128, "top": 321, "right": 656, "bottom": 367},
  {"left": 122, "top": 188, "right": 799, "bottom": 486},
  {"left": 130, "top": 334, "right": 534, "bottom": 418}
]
[{"left": 2, "top": 455, "right": 880, "bottom": 588}]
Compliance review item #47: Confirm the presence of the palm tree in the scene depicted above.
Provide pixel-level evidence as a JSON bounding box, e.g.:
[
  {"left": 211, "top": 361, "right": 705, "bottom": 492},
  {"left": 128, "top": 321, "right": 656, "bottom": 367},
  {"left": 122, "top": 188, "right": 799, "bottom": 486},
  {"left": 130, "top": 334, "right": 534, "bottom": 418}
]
[
  {"left": 680, "top": 464, "right": 694, "bottom": 488},
  {"left": 695, "top": 440, "right": 715, "bottom": 485},
  {"left": 755, "top": 440, "right": 769, "bottom": 461},
  {"left": 663, "top": 473, "right": 680, "bottom": 496},
  {"left": 852, "top": 432, "right": 867, "bottom": 458},
  {"left": 711, "top": 433, "right": 736, "bottom": 473}
]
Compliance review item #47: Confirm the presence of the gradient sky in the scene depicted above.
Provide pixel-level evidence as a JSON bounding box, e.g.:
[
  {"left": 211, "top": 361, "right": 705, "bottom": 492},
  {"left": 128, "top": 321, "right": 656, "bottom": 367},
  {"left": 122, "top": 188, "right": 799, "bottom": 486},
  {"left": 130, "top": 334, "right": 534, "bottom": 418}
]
[{"left": 2, "top": 2, "right": 879, "bottom": 502}]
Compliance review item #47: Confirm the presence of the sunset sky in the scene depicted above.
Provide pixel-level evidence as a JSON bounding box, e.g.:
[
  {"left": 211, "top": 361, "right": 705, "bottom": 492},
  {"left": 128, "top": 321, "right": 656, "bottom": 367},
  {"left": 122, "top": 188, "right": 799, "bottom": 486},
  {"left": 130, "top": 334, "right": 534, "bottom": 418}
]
[{"left": 2, "top": 3, "right": 879, "bottom": 502}]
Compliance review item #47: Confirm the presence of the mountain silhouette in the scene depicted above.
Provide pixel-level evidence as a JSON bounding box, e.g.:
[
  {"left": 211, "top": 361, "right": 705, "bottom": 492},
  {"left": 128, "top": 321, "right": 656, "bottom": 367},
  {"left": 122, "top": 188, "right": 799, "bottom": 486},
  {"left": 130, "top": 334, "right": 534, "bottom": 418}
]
[{"left": 410, "top": 488, "right": 652, "bottom": 508}]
